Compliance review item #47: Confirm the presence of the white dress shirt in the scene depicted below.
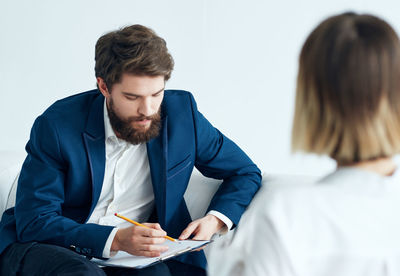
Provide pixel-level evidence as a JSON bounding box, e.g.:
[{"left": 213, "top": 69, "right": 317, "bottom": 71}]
[
  {"left": 87, "top": 100, "right": 232, "bottom": 258},
  {"left": 208, "top": 157, "right": 400, "bottom": 276}
]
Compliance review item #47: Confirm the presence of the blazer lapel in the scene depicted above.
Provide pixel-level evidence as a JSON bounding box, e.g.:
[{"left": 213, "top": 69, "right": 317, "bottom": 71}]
[
  {"left": 82, "top": 93, "right": 106, "bottom": 219},
  {"left": 147, "top": 116, "right": 168, "bottom": 226}
]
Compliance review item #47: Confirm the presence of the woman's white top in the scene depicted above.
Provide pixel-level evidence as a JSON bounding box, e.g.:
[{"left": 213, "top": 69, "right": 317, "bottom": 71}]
[{"left": 208, "top": 160, "right": 400, "bottom": 276}]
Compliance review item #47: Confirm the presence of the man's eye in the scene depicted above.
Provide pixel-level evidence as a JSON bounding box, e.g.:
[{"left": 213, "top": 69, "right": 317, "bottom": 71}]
[{"left": 126, "top": 96, "right": 138, "bottom": 101}]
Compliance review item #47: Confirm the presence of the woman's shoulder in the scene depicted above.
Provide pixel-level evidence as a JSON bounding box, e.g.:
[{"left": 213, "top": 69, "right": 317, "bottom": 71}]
[{"left": 252, "top": 172, "right": 354, "bottom": 225}]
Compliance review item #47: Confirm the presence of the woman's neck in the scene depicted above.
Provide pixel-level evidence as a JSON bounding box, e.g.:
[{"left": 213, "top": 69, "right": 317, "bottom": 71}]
[{"left": 339, "top": 157, "right": 396, "bottom": 177}]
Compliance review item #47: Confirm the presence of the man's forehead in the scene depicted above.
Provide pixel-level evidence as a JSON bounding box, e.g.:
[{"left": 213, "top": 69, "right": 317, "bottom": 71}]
[{"left": 113, "top": 74, "right": 165, "bottom": 95}]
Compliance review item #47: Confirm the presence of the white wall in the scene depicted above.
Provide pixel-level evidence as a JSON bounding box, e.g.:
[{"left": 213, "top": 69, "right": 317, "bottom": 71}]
[{"left": 1, "top": 0, "right": 399, "bottom": 177}]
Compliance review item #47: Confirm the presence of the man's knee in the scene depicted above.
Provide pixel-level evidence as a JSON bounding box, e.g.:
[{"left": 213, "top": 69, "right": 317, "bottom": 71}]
[
  {"left": 1, "top": 242, "right": 105, "bottom": 276},
  {"left": 22, "top": 243, "right": 105, "bottom": 276},
  {"left": 45, "top": 257, "right": 105, "bottom": 276}
]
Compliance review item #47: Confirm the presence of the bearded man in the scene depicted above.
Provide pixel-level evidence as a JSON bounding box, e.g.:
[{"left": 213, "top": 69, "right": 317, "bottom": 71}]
[{"left": 0, "top": 24, "right": 261, "bottom": 276}]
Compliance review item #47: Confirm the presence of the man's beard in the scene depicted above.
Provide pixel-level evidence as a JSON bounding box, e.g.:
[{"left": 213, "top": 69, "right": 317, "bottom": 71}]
[{"left": 107, "top": 98, "right": 162, "bottom": 145}]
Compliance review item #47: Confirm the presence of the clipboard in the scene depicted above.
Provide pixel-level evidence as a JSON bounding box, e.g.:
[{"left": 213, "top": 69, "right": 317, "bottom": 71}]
[{"left": 91, "top": 239, "right": 212, "bottom": 269}]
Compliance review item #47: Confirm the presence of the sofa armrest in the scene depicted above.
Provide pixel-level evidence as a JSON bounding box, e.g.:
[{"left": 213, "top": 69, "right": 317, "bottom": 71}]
[
  {"left": 0, "top": 151, "right": 25, "bottom": 217},
  {"left": 184, "top": 168, "right": 222, "bottom": 220}
]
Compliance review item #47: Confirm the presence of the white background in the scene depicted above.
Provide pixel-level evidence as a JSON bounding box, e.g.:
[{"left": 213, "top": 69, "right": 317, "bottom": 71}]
[{"left": 1, "top": 0, "right": 399, "bottom": 177}]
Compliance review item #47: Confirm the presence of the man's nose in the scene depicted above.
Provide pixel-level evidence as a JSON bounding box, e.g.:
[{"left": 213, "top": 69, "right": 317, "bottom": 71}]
[{"left": 138, "top": 97, "right": 154, "bottom": 117}]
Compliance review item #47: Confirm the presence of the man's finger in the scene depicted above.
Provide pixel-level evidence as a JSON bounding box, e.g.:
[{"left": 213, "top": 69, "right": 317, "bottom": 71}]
[
  {"left": 142, "top": 223, "right": 164, "bottom": 231},
  {"left": 136, "top": 226, "right": 166, "bottom": 237},
  {"left": 179, "top": 222, "right": 198, "bottom": 240},
  {"left": 191, "top": 232, "right": 210, "bottom": 251},
  {"left": 140, "top": 236, "right": 166, "bottom": 245},
  {"left": 191, "top": 229, "right": 212, "bottom": 241},
  {"left": 192, "top": 245, "right": 206, "bottom": 252}
]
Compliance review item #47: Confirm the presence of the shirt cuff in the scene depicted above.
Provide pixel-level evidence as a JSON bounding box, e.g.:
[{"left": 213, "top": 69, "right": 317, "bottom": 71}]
[
  {"left": 102, "top": 227, "right": 119, "bottom": 258},
  {"left": 207, "top": 210, "right": 233, "bottom": 235}
]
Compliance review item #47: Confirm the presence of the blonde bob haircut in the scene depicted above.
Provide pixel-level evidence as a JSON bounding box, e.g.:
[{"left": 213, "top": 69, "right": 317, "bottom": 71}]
[{"left": 292, "top": 12, "right": 400, "bottom": 165}]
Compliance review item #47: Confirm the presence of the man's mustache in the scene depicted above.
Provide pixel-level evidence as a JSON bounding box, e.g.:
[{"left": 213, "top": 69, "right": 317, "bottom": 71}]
[{"left": 126, "top": 113, "right": 160, "bottom": 123}]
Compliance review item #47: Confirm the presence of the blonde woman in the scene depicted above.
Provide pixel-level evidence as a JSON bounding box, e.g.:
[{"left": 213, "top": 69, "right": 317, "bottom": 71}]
[{"left": 208, "top": 12, "right": 400, "bottom": 276}]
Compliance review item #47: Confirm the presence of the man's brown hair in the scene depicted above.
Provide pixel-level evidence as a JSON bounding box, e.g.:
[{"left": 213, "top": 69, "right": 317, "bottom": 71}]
[
  {"left": 292, "top": 12, "right": 400, "bottom": 165},
  {"left": 95, "top": 24, "right": 174, "bottom": 90}
]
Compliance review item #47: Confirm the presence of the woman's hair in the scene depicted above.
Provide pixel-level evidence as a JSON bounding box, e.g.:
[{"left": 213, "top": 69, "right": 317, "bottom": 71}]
[{"left": 292, "top": 12, "right": 400, "bottom": 165}]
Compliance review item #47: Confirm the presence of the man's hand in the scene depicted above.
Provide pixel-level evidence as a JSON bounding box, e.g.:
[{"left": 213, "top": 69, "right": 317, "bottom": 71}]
[
  {"left": 179, "top": 214, "right": 225, "bottom": 250},
  {"left": 111, "top": 223, "right": 169, "bottom": 257}
]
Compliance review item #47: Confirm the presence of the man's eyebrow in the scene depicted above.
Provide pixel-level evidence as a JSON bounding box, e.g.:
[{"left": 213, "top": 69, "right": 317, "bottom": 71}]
[{"left": 122, "top": 87, "right": 165, "bottom": 97}]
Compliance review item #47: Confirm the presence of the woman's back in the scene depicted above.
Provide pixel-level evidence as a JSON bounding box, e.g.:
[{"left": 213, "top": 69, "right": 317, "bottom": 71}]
[{"left": 209, "top": 163, "right": 400, "bottom": 275}]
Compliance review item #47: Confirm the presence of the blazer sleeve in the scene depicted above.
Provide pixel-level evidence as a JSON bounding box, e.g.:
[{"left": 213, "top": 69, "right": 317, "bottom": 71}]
[
  {"left": 14, "top": 115, "right": 113, "bottom": 258},
  {"left": 188, "top": 93, "right": 262, "bottom": 227}
]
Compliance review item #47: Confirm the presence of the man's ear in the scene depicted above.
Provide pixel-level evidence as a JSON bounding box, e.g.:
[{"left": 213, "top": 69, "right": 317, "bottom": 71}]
[{"left": 97, "top": 77, "right": 110, "bottom": 98}]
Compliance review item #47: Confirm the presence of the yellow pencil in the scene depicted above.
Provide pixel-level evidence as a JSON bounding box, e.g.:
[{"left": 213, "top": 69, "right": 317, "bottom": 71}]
[{"left": 114, "top": 213, "right": 176, "bottom": 242}]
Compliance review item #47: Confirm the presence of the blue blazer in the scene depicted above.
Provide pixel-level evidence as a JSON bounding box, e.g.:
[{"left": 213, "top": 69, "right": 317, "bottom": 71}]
[{"left": 0, "top": 89, "right": 261, "bottom": 269}]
